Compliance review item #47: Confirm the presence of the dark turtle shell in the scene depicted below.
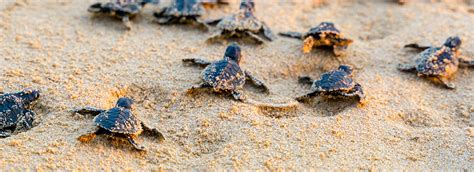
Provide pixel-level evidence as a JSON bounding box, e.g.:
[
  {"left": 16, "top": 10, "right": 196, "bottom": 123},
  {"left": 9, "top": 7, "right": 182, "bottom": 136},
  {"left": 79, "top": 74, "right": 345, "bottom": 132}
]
[
  {"left": 313, "top": 69, "right": 355, "bottom": 92},
  {"left": 0, "top": 95, "right": 27, "bottom": 129},
  {"left": 93, "top": 107, "right": 142, "bottom": 134},
  {"left": 164, "top": 0, "right": 204, "bottom": 17},
  {"left": 305, "top": 22, "right": 341, "bottom": 39},
  {"left": 216, "top": 12, "right": 262, "bottom": 32},
  {"left": 201, "top": 58, "right": 246, "bottom": 92},
  {"left": 415, "top": 46, "right": 459, "bottom": 76},
  {"left": 0, "top": 89, "right": 39, "bottom": 132},
  {"left": 89, "top": 1, "right": 143, "bottom": 16}
]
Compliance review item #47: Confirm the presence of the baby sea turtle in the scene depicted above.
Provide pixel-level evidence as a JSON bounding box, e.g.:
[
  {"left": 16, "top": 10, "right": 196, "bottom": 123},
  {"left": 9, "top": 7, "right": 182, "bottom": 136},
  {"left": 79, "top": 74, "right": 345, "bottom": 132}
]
[
  {"left": 182, "top": 43, "right": 269, "bottom": 101},
  {"left": 88, "top": 0, "right": 157, "bottom": 29},
  {"left": 72, "top": 97, "right": 165, "bottom": 151},
  {"left": 205, "top": 0, "right": 276, "bottom": 44},
  {"left": 398, "top": 36, "right": 474, "bottom": 89},
  {"left": 0, "top": 89, "right": 40, "bottom": 138},
  {"left": 279, "top": 22, "right": 353, "bottom": 56},
  {"left": 296, "top": 65, "right": 365, "bottom": 102},
  {"left": 153, "top": 0, "right": 209, "bottom": 30}
]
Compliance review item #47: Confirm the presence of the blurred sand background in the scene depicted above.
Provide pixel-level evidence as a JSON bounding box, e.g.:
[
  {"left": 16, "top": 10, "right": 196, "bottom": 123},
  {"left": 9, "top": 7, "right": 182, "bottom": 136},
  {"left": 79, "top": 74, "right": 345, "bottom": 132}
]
[{"left": 0, "top": 0, "right": 473, "bottom": 170}]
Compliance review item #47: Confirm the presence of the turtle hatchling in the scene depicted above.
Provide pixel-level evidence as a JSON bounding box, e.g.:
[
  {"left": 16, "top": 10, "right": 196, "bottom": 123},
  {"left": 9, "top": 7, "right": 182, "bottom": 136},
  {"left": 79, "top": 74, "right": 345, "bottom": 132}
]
[
  {"left": 153, "top": 0, "right": 210, "bottom": 30},
  {"left": 398, "top": 36, "right": 474, "bottom": 89},
  {"left": 205, "top": 0, "right": 276, "bottom": 44},
  {"left": 72, "top": 97, "right": 165, "bottom": 151},
  {"left": 0, "top": 89, "right": 40, "bottom": 138},
  {"left": 182, "top": 43, "right": 269, "bottom": 101},
  {"left": 279, "top": 22, "right": 353, "bottom": 56},
  {"left": 296, "top": 65, "right": 365, "bottom": 102},
  {"left": 88, "top": 0, "right": 158, "bottom": 29}
]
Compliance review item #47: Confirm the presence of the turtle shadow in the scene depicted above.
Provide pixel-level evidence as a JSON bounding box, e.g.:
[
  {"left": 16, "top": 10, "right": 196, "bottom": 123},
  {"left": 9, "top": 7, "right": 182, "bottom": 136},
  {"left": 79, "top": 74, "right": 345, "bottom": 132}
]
[{"left": 302, "top": 97, "right": 360, "bottom": 117}]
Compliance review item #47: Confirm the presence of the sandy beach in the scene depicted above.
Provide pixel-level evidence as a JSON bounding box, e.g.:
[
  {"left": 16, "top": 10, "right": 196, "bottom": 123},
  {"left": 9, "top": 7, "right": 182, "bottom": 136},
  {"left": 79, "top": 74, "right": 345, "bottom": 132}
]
[{"left": 0, "top": 0, "right": 473, "bottom": 170}]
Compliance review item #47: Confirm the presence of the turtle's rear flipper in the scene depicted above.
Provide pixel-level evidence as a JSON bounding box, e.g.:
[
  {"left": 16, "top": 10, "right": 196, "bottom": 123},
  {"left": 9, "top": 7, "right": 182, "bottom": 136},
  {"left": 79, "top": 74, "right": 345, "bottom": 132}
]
[
  {"left": 127, "top": 136, "right": 145, "bottom": 151},
  {"left": 459, "top": 57, "right": 474, "bottom": 67},
  {"left": 279, "top": 31, "right": 303, "bottom": 39},
  {"left": 0, "top": 130, "right": 11, "bottom": 138},
  {"left": 77, "top": 132, "right": 97, "bottom": 143},
  {"left": 437, "top": 77, "right": 456, "bottom": 89},
  {"left": 205, "top": 18, "right": 223, "bottom": 25}
]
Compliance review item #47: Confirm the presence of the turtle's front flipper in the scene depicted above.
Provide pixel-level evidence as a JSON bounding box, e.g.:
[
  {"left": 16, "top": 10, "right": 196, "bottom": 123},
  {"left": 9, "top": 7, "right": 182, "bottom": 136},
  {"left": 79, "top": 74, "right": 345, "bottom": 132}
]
[
  {"left": 182, "top": 58, "right": 212, "bottom": 67},
  {"left": 122, "top": 16, "right": 132, "bottom": 30},
  {"left": 341, "top": 83, "right": 365, "bottom": 101},
  {"left": 232, "top": 91, "right": 246, "bottom": 101},
  {"left": 404, "top": 43, "right": 431, "bottom": 50},
  {"left": 437, "top": 77, "right": 456, "bottom": 89},
  {"left": 88, "top": 3, "right": 103, "bottom": 13},
  {"left": 246, "top": 31, "right": 265, "bottom": 45},
  {"left": 298, "top": 76, "right": 314, "bottom": 85},
  {"left": 459, "top": 57, "right": 474, "bottom": 67},
  {"left": 295, "top": 91, "right": 320, "bottom": 102},
  {"left": 205, "top": 18, "right": 223, "bottom": 25},
  {"left": 397, "top": 63, "right": 417, "bottom": 72},
  {"left": 127, "top": 135, "right": 146, "bottom": 151},
  {"left": 71, "top": 107, "right": 106, "bottom": 116},
  {"left": 262, "top": 23, "right": 276, "bottom": 41},
  {"left": 303, "top": 36, "right": 315, "bottom": 53},
  {"left": 244, "top": 71, "right": 269, "bottom": 93},
  {"left": 0, "top": 130, "right": 11, "bottom": 138},
  {"left": 16, "top": 110, "right": 35, "bottom": 131},
  {"left": 141, "top": 122, "right": 165, "bottom": 142},
  {"left": 153, "top": 8, "right": 173, "bottom": 24},
  {"left": 279, "top": 31, "right": 303, "bottom": 39}
]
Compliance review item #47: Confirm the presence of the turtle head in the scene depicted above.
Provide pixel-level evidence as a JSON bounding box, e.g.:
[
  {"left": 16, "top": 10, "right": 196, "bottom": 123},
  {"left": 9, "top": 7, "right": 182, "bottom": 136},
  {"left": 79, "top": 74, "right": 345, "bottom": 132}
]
[
  {"left": 338, "top": 65, "right": 353, "bottom": 75},
  {"left": 443, "top": 36, "right": 461, "bottom": 49},
  {"left": 240, "top": 0, "right": 255, "bottom": 16},
  {"left": 224, "top": 42, "right": 242, "bottom": 64},
  {"left": 116, "top": 97, "right": 134, "bottom": 109},
  {"left": 15, "top": 88, "right": 40, "bottom": 105}
]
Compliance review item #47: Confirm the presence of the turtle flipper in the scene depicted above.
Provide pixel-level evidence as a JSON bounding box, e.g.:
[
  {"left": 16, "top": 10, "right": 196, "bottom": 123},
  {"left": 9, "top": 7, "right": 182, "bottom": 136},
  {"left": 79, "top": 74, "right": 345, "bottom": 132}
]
[
  {"left": 278, "top": 31, "right": 303, "bottom": 39},
  {"left": 154, "top": 8, "right": 173, "bottom": 24},
  {"left": 341, "top": 83, "right": 365, "bottom": 101},
  {"left": 295, "top": 91, "right": 320, "bottom": 102},
  {"left": 246, "top": 31, "right": 265, "bottom": 44},
  {"left": 88, "top": 3, "right": 103, "bottom": 13},
  {"left": 303, "top": 36, "right": 315, "bottom": 53},
  {"left": 127, "top": 135, "right": 145, "bottom": 151},
  {"left": 16, "top": 110, "right": 35, "bottom": 131},
  {"left": 244, "top": 71, "right": 269, "bottom": 93},
  {"left": 397, "top": 63, "right": 417, "bottom": 72},
  {"left": 194, "top": 19, "right": 210, "bottom": 31},
  {"left": 206, "top": 32, "right": 227, "bottom": 44},
  {"left": 459, "top": 57, "right": 474, "bottom": 67},
  {"left": 71, "top": 107, "right": 106, "bottom": 116},
  {"left": 0, "top": 130, "right": 11, "bottom": 138},
  {"left": 262, "top": 23, "right": 276, "bottom": 41},
  {"left": 122, "top": 15, "right": 132, "bottom": 30},
  {"left": 404, "top": 43, "right": 431, "bottom": 50},
  {"left": 298, "top": 76, "right": 314, "bottom": 85},
  {"left": 182, "top": 58, "right": 212, "bottom": 67},
  {"left": 141, "top": 122, "right": 165, "bottom": 142},
  {"left": 187, "top": 83, "right": 213, "bottom": 94},
  {"left": 205, "top": 18, "right": 223, "bottom": 25},
  {"left": 333, "top": 45, "right": 348, "bottom": 56},
  {"left": 232, "top": 91, "right": 246, "bottom": 101},
  {"left": 77, "top": 132, "right": 97, "bottom": 143},
  {"left": 437, "top": 77, "right": 456, "bottom": 89}
]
